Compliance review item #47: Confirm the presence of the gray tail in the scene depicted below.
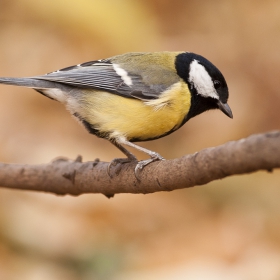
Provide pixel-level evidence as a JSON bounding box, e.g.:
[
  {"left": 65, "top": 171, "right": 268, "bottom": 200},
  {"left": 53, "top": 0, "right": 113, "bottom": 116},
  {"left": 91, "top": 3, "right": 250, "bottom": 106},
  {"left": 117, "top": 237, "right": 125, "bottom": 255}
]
[{"left": 0, "top": 77, "right": 55, "bottom": 88}]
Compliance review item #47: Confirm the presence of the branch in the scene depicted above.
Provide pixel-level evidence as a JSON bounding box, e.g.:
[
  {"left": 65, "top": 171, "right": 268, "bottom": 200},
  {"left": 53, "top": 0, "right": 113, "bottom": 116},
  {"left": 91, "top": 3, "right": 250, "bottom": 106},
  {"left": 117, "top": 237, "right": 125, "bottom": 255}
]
[{"left": 0, "top": 131, "right": 279, "bottom": 197}]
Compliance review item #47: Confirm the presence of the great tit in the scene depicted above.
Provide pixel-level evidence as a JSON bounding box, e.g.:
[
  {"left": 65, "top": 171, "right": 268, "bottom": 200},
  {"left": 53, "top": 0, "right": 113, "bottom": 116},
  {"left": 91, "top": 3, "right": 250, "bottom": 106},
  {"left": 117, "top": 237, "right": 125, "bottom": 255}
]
[{"left": 0, "top": 52, "right": 232, "bottom": 177}]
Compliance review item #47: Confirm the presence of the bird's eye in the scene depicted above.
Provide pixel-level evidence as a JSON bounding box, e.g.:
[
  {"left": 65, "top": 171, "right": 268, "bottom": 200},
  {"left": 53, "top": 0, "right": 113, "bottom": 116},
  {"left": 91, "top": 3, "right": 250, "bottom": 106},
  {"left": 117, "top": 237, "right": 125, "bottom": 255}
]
[{"left": 214, "top": 80, "right": 221, "bottom": 89}]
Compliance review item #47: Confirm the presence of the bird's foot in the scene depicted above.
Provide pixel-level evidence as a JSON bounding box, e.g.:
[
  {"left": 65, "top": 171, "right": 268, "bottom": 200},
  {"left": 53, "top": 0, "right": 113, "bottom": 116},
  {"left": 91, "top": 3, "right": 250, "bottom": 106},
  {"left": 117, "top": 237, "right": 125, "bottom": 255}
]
[
  {"left": 135, "top": 152, "right": 165, "bottom": 180},
  {"left": 107, "top": 152, "right": 164, "bottom": 180},
  {"left": 107, "top": 156, "right": 137, "bottom": 177}
]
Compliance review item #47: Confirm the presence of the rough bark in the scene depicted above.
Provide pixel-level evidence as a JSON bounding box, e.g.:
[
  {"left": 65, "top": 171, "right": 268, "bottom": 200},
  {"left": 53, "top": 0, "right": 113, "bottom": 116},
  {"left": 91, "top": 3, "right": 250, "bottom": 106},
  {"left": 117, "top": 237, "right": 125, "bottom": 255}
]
[{"left": 0, "top": 131, "right": 279, "bottom": 197}]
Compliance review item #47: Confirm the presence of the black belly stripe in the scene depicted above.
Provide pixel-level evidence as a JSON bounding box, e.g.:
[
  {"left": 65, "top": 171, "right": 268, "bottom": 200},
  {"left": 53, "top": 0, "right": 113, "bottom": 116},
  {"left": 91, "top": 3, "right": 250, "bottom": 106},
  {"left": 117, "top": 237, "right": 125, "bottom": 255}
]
[{"left": 73, "top": 112, "right": 110, "bottom": 139}]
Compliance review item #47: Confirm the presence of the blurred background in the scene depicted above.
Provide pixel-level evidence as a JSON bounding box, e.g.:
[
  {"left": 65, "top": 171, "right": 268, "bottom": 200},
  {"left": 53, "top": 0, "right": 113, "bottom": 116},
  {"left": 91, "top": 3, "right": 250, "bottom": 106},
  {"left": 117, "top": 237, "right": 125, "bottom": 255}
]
[{"left": 0, "top": 0, "right": 280, "bottom": 279}]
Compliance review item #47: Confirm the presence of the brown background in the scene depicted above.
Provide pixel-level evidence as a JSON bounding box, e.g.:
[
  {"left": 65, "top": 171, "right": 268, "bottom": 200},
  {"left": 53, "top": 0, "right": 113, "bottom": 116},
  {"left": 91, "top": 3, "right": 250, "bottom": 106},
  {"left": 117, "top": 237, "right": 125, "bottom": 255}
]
[{"left": 0, "top": 0, "right": 280, "bottom": 279}]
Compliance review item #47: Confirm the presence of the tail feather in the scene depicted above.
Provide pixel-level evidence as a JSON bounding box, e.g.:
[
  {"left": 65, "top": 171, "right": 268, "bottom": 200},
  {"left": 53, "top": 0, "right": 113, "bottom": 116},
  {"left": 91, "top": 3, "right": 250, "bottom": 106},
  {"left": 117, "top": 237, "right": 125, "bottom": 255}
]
[
  {"left": 0, "top": 77, "right": 56, "bottom": 88},
  {"left": 0, "top": 77, "right": 68, "bottom": 102}
]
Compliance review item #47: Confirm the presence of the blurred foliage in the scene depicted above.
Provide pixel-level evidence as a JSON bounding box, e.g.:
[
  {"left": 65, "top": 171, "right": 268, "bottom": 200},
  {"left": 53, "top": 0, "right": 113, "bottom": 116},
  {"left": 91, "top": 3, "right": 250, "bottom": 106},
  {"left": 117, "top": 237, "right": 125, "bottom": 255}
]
[{"left": 0, "top": 0, "right": 280, "bottom": 279}]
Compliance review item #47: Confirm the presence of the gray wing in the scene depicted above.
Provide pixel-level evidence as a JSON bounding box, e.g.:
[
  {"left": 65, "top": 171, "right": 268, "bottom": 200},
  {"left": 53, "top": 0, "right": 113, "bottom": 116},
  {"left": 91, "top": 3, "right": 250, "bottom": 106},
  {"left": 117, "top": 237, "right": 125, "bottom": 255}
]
[{"left": 32, "top": 60, "right": 165, "bottom": 100}]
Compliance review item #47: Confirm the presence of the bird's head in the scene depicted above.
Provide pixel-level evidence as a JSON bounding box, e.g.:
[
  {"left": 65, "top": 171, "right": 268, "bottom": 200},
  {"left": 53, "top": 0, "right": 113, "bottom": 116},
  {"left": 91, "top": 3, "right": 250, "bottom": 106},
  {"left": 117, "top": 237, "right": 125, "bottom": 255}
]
[{"left": 175, "top": 52, "right": 233, "bottom": 120}]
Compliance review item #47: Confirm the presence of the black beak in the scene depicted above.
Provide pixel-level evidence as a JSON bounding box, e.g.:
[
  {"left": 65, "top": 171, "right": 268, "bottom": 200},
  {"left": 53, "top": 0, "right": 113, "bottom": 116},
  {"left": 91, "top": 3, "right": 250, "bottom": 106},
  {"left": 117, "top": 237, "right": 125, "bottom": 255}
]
[{"left": 218, "top": 101, "right": 233, "bottom": 118}]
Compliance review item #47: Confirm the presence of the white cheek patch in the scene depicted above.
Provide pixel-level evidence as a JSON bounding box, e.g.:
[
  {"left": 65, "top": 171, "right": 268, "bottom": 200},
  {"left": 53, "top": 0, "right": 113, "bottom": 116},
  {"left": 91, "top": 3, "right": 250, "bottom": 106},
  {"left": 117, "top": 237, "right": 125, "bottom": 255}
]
[
  {"left": 188, "top": 60, "right": 218, "bottom": 99},
  {"left": 113, "top": 64, "right": 133, "bottom": 86}
]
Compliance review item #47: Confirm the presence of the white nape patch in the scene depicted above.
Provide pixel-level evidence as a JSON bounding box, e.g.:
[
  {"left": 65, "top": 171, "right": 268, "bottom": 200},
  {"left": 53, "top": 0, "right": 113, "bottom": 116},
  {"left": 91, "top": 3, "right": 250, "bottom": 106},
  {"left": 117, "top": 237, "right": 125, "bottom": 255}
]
[
  {"left": 188, "top": 60, "right": 218, "bottom": 99},
  {"left": 42, "top": 88, "right": 67, "bottom": 103},
  {"left": 113, "top": 64, "right": 132, "bottom": 86}
]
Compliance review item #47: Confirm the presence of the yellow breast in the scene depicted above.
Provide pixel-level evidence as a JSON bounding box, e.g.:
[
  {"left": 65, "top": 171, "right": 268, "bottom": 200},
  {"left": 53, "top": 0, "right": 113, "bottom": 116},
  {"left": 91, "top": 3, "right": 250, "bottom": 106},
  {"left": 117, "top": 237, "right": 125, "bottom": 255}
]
[{"left": 78, "top": 81, "right": 191, "bottom": 141}]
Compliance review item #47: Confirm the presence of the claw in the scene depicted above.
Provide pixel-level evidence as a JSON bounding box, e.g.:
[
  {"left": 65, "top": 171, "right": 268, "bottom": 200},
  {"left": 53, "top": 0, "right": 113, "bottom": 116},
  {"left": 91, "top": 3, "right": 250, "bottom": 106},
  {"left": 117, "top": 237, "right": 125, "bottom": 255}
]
[
  {"left": 107, "top": 139, "right": 164, "bottom": 180},
  {"left": 134, "top": 152, "right": 165, "bottom": 180},
  {"left": 107, "top": 157, "right": 137, "bottom": 178}
]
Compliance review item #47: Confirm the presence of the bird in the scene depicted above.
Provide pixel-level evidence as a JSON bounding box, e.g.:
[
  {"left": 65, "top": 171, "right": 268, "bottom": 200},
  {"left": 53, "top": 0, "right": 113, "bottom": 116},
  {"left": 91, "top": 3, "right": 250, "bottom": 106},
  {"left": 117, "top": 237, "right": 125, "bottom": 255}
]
[{"left": 0, "top": 51, "right": 232, "bottom": 178}]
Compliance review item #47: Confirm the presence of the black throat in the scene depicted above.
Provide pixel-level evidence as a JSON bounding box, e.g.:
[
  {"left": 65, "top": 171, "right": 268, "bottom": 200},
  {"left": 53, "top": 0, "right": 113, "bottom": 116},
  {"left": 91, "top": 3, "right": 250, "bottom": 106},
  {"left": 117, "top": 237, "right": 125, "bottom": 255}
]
[{"left": 184, "top": 90, "right": 218, "bottom": 122}]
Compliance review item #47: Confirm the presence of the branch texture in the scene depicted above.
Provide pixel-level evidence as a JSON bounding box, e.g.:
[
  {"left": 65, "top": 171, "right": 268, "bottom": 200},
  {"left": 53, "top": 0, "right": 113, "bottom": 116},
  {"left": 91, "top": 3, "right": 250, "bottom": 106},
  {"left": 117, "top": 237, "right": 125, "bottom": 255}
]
[{"left": 0, "top": 131, "right": 279, "bottom": 197}]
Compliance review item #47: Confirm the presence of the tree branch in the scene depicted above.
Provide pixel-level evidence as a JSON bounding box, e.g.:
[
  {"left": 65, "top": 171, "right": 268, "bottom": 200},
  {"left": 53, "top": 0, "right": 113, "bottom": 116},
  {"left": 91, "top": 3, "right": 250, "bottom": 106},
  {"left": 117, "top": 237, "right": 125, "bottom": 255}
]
[{"left": 0, "top": 131, "right": 279, "bottom": 197}]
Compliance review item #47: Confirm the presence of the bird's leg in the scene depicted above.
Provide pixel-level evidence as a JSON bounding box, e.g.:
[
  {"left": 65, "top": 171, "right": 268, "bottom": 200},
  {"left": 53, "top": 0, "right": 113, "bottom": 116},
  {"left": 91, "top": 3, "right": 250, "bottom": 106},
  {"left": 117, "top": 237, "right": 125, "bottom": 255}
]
[
  {"left": 117, "top": 139, "right": 165, "bottom": 180},
  {"left": 111, "top": 140, "right": 137, "bottom": 161},
  {"left": 107, "top": 140, "right": 137, "bottom": 177},
  {"left": 107, "top": 138, "right": 164, "bottom": 180}
]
